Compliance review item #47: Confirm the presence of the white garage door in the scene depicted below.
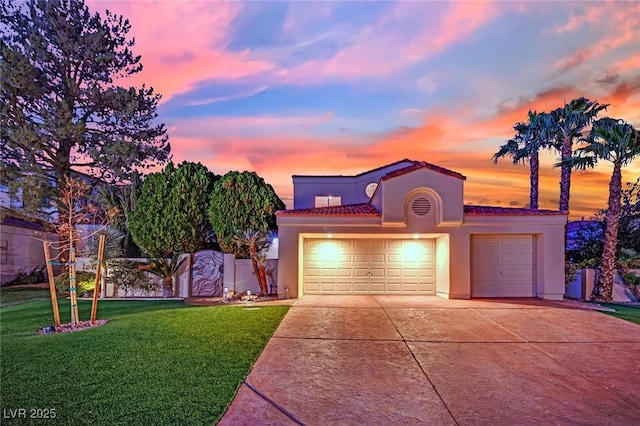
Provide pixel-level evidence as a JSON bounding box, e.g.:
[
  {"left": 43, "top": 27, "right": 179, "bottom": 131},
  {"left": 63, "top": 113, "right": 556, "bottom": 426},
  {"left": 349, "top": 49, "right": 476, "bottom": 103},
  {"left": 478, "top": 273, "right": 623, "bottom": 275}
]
[
  {"left": 303, "top": 238, "right": 435, "bottom": 294},
  {"left": 471, "top": 235, "right": 535, "bottom": 297}
]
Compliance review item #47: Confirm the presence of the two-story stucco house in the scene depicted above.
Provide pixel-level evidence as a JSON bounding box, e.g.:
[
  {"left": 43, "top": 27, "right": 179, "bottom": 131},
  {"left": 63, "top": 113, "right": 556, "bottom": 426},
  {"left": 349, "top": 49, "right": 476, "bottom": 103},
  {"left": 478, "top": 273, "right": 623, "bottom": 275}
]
[{"left": 276, "top": 159, "right": 568, "bottom": 300}]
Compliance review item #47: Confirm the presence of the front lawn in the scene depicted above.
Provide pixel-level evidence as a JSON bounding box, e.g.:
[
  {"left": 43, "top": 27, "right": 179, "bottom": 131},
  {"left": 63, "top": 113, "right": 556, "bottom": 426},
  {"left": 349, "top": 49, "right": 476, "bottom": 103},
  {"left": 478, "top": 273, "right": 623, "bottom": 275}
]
[
  {"left": 599, "top": 303, "right": 640, "bottom": 325},
  {"left": 0, "top": 298, "right": 289, "bottom": 425},
  {"left": 0, "top": 285, "right": 54, "bottom": 307}
]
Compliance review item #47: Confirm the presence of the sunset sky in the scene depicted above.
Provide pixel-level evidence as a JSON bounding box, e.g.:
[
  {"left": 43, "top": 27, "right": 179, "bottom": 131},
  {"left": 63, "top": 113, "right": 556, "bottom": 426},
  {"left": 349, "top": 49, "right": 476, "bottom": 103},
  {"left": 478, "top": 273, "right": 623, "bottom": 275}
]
[{"left": 89, "top": 0, "right": 640, "bottom": 219}]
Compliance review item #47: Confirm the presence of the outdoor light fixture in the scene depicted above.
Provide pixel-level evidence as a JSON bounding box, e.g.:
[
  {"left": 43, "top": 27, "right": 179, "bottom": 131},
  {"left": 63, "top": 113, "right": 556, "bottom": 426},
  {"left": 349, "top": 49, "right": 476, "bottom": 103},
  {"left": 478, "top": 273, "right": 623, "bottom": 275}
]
[{"left": 413, "top": 234, "right": 420, "bottom": 239}]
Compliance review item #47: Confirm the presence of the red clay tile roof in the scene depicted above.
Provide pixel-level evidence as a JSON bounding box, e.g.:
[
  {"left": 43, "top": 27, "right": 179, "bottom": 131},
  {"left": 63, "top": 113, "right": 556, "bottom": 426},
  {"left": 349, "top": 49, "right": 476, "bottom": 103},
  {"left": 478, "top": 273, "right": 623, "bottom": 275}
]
[
  {"left": 464, "top": 205, "right": 568, "bottom": 216},
  {"left": 381, "top": 161, "right": 466, "bottom": 181},
  {"left": 276, "top": 203, "right": 380, "bottom": 216}
]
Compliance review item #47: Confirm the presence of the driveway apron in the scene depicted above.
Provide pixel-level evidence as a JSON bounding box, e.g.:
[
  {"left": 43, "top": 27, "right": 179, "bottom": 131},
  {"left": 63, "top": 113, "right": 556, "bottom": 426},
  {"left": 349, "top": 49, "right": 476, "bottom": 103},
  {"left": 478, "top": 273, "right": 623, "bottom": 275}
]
[{"left": 219, "top": 295, "right": 640, "bottom": 425}]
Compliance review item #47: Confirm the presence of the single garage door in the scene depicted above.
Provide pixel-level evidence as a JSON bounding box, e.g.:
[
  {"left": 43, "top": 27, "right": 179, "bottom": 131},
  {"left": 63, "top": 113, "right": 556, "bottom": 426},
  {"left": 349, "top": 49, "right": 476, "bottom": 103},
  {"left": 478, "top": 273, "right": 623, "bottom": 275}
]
[
  {"left": 303, "top": 238, "right": 435, "bottom": 294},
  {"left": 471, "top": 234, "right": 535, "bottom": 297}
]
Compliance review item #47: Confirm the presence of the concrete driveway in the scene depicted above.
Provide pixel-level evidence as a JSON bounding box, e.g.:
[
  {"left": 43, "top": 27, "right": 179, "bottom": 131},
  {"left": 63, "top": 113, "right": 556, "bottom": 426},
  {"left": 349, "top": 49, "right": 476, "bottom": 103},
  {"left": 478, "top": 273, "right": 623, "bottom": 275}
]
[{"left": 219, "top": 296, "right": 640, "bottom": 425}]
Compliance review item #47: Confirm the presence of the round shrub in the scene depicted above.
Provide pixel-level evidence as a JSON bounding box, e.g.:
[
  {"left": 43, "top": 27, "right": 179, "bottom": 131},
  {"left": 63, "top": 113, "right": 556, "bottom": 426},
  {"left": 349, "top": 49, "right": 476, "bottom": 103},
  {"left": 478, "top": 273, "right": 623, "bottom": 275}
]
[{"left": 54, "top": 271, "right": 97, "bottom": 295}]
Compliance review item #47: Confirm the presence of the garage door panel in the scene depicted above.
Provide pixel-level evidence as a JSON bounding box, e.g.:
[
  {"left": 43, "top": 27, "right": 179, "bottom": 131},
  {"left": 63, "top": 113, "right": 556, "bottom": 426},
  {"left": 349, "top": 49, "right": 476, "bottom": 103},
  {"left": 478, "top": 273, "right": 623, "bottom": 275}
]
[
  {"left": 303, "top": 238, "right": 436, "bottom": 295},
  {"left": 354, "top": 268, "right": 369, "bottom": 277},
  {"left": 370, "top": 268, "right": 385, "bottom": 278},
  {"left": 471, "top": 235, "right": 534, "bottom": 298},
  {"left": 336, "top": 282, "right": 353, "bottom": 292},
  {"left": 387, "top": 268, "right": 402, "bottom": 278},
  {"left": 337, "top": 268, "right": 352, "bottom": 277}
]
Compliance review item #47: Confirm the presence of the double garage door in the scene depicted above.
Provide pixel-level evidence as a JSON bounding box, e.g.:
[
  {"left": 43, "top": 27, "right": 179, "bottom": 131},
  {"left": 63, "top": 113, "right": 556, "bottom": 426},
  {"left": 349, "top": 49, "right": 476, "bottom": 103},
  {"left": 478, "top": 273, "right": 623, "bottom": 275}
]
[
  {"left": 303, "top": 238, "right": 435, "bottom": 294},
  {"left": 471, "top": 235, "right": 535, "bottom": 297}
]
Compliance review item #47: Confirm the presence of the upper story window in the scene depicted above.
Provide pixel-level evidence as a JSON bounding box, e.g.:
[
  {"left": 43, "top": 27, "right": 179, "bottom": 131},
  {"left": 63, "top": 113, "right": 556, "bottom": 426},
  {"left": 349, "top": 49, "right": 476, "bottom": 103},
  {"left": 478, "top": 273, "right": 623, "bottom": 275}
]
[{"left": 315, "top": 196, "right": 342, "bottom": 207}]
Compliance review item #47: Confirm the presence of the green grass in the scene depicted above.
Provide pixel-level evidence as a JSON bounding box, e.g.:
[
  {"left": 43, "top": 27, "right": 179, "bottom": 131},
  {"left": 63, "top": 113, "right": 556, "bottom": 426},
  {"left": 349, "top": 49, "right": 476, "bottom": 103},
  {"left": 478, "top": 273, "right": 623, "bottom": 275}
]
[
  {"left": 0, "top": 285, "right": 55, "bottom": 307},
  {"left": 599, "top": 303, "right": 640, "bottom": 325},
  {"left": 0, "top": 298, "right": 289, "bottom": 425}
]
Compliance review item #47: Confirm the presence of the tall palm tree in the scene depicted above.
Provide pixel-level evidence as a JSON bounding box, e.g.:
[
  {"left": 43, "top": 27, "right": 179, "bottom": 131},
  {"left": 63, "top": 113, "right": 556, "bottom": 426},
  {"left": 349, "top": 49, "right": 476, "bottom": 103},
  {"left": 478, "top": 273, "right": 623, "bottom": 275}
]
[
  {"left": 493, "top": 110, "right": 554, "bottom": 209},
  {"left": 551, "top": 98, "right": 608, "bottom": 212},
  {"left": 565, "top": 118, "right": 640, "bottom": 301}
]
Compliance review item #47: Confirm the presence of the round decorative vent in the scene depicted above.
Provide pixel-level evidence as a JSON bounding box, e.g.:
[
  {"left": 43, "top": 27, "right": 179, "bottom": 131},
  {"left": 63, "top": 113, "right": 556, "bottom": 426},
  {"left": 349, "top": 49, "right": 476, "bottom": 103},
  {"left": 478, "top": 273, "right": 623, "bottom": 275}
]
[
  {"left": 412, "top": 197, "right": 431, "bottom": 216},
  {"left": 365, "top": 182, "right": 378, "bottom": 198}
]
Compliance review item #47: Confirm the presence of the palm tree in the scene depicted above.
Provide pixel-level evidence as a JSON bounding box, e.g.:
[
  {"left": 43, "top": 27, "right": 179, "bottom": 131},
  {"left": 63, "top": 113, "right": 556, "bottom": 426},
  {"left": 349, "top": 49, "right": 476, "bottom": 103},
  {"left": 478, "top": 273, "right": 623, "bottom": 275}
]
[
  {"left": 233, "top": 229, "right": 270, "bottom": 295},
  {"left": 143, "top": 252, "right": 187, "bottom": 297},
  {"left": 565, "top": 118, "right": 640, "bottom": 301},
  {"left": 493, "top": 110, "right": 554, "bottom": 209},
  {"left": 550, "top": 98, "right": 608, "bottom": 212}
]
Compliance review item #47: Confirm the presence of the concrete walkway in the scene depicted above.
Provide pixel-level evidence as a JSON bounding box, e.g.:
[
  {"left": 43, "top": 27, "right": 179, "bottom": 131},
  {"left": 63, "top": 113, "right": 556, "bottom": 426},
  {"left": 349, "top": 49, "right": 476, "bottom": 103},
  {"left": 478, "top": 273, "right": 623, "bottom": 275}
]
[{"left": 219, "top": 296, "right": 640, "bottom": 425}]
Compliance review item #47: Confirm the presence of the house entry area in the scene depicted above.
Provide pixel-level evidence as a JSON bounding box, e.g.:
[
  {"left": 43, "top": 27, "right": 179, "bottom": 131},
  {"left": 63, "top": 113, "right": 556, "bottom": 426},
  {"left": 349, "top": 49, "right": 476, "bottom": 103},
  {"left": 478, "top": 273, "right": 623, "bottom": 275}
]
[{"left": 302, "top": 237, "right": 437, "bottom": 294}]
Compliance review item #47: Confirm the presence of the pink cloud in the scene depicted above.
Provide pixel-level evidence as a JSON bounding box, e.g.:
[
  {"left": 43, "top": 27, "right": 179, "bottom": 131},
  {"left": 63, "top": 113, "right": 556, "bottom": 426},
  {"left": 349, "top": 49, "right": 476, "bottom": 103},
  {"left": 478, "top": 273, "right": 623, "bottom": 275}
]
[
  {"left": 278, "top": 1, "right": 502, "bottom": 85},
  {"left": 554, "top": 2, "right": 606, "bottom": 34},
  {"left": 553, "top": 3, "right": 640, "bottom": 73},
  {"left": 401, "top": 1, "right": 500, "bottom": 62},
  {"left": 89, "top": 1, "right": 274, "bottom": 102}
]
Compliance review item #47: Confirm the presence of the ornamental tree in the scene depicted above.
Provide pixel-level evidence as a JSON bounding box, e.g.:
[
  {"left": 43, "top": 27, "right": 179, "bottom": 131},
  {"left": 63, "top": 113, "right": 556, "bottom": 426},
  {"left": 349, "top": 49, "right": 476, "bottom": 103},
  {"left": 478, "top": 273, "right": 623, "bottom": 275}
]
[
  {"left": 129, "top": 161, "right": 218, "bottom": 256},
  {"left": 208, "top": 171, "right": 285, "bottom": 258},
  {"left": 0, "top": 0, "right": 170, "bottom": 217}
]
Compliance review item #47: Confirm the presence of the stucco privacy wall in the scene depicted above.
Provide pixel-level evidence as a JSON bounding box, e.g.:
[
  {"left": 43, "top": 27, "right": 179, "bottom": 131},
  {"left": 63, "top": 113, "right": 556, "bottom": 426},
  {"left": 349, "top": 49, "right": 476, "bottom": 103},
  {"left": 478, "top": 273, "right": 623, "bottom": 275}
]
[
  {"left": 277, "top": 160, "right": 568, "bottom": 300},
  {"left": 0, "top": 224, "right": 58, "bottom": 284}
]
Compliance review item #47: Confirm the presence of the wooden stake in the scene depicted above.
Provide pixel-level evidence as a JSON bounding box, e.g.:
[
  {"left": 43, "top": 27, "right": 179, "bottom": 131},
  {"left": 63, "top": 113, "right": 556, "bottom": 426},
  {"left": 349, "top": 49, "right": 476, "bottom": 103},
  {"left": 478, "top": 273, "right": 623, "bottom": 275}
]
[
  {"left": 69, "top": 247, "right": 79, "bottom": 327},
  {"left": 44, "top": 241, "right": 61, "bottom": 327},
  {"left": 90, "top": 234, "right": 106, "bottom": 325}
]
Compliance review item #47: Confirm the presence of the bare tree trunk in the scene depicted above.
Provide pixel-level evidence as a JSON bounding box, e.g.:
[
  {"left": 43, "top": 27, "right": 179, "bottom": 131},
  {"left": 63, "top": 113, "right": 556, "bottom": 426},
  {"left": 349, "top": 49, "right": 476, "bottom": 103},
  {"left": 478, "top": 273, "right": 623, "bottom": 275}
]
[
  {"left": 592, "top": 162, "right": 623, "bottom": 302},
  {"left": 559, "top": 136, "right": 572, "bottom": 211},
  {"left": 258, "top": 264, "right": 268, "bottom": 295},
  {"left": 248, "top": 245, "right": 263, "bottom": 295},
  {"left": 162, "top": 276, "right": 173, "bottom": 297},
  {"left": 529, "top": 149, "right": 539, "bottom": 209}
]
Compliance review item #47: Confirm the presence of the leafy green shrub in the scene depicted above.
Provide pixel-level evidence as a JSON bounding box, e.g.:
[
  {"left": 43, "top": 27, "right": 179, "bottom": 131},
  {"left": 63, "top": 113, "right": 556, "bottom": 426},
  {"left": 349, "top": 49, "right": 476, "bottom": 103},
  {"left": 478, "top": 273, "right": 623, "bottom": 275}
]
[
  {"left": 107, "top": 259, "right": 156, "bottom": 296},
  {"left": 54, "top": 271, "right": 97, "bottom": 295},
  {"left": 208, "top": 171, "right": 284, "bottom": 258}
]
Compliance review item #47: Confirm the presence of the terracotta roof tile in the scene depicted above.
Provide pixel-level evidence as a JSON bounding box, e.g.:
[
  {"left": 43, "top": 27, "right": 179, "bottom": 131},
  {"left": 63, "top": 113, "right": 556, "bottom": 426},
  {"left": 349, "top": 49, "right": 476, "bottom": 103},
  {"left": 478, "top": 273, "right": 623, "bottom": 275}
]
[
  {"left": 381, "top": 161, "right": 466, "bottom": 181},
  {"left": 276, "top": 203, "right": 380, "bottom": 216},
  {"left": 464, "top": 205, "right": 568, "bottom": 216}
]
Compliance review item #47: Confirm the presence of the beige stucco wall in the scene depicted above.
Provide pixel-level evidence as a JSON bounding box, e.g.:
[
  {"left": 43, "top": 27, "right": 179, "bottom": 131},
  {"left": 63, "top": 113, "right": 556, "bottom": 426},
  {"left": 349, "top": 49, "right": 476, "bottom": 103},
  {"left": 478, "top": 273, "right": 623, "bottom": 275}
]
[
  {"left": 277, "top": 215, "right": 566, "bottom": 300},
  {"left": 0, "top": 224, "right": 58, "bottom": 284},
  {"left": 371, "top": 168, "right": 464, "bottom": 226},
  {"left": 277, "top": 167, "right": 567, "bottom": 301}
]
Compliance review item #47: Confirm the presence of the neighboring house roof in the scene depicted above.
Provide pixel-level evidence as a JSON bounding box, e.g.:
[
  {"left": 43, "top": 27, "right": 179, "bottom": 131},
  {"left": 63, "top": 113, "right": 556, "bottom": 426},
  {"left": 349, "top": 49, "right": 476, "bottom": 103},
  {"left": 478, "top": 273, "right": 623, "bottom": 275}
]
[
  {"left": 276, "top": 203, "right": 380, "bottom": 217},
  {"left": 292, "top": 159, "right": 417, "bottom": 178},
  {"left": 380, "top": 161, "right": 467, "bottom": 181},
  {"left": 464, "top": 205, "right": 568, "bottom": 216}
]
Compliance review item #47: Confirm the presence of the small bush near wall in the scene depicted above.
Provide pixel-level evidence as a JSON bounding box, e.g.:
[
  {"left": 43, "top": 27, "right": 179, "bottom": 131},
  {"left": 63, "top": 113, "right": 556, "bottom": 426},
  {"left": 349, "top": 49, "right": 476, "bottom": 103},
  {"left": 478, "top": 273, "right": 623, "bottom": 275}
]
[
  {"left": 3, "top": 266, "right": 46, "bottom": 286},
  {"left": 107, "top": 259, "right": 158, "bottom": 297},
  {"left": 54, "top": 271, "right": 97, "bottom": 296}
]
